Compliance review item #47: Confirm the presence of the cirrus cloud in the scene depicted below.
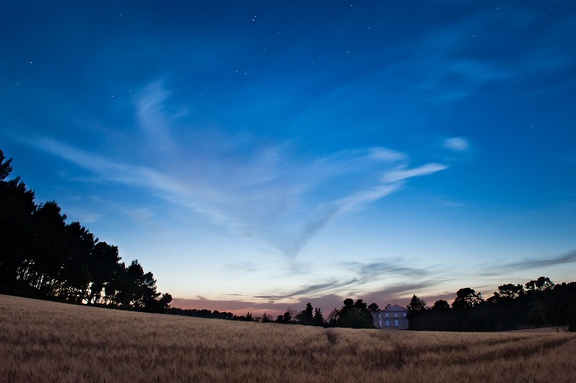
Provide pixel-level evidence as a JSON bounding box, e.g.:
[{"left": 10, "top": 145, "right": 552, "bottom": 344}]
[
  {"left": 20, "top": 81, "right": 449, "bottom": 260},
  {"left": 444, "top": 137, "right": 469, "bottom": 152}
]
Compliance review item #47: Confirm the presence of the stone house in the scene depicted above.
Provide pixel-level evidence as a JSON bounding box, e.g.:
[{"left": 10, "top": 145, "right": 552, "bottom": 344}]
[{"left": 373, "top": 304, "right": 409, "bottom": 329}]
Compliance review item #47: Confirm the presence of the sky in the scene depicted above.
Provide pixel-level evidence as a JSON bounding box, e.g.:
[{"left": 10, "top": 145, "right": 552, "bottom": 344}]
[{"left": 1, "top": 0, "right": 576, "bottom": 316}]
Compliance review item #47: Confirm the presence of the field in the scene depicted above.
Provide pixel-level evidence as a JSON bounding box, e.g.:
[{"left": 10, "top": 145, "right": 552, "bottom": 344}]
[{"left": 1, "top": 294, "right": 575, "bottom": 382}]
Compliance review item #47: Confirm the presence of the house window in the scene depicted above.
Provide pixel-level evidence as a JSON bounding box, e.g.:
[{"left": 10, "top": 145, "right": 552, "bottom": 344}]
[
  {"left": 385, "top": 313, "right": 389, "bottom": 318},
  {"left": 385, "top": 320, "right": 390, "bottom": 327},
  {"left": 404, "top": 313, "right": 407, "bottom": 317},
  {"left": 395, "top": 313, "right": 398, "bottom": 317},
  {"left": 395, "top": 319, "right": 399, "bottom": 327}
]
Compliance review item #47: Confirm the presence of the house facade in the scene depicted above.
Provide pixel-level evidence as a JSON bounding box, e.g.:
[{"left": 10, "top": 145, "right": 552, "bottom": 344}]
[{"left": 373, "top": 304, "right": 409, "bottom": 330}]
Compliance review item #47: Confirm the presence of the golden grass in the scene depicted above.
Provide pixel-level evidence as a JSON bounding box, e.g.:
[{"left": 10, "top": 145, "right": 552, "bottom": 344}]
[{"left": 1, "top": 294, "right": 576, "bottom": 383}]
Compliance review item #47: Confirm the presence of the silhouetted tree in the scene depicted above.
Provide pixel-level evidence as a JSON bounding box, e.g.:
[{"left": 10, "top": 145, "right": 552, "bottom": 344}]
[
  {"left": 16, "top": 201, "right": 67, "bottom": 296},
  {"left": 497, "top": 283, "right": 524, "bottom": 300},
  {"left": 276, "top": 309, "right": 295, "bottom": 324},
  {"left": 296, "top": 302, "right": 314, "bottom": 325},
  {"left": 407, "top": 277, "right": 576, "bottom": 332},
  {"left": 547, "top": 282, "right": 576, "bottom": 331},
  {"left": 407, "top": 295, "right": 427, "bottom": 330},
  {"left": 336, "top": 298, "right": 374, "bottom": 328},
  {"left": 452, "top": 288, "right": 483, "bottom": 310},
  {"left": 312, "top": 307, "right": 325, "bottom": 327},
  {"left": 168, "top": 306, "right": 234, "bottom": 319},
  {"left": 343, "top": 298, "right": 354, "bottom": 309},
  {"left": 260, "top": 312, "right": 273, "bottom": 323},
  {"left": 0, "top": 147, "right": 172, "bottom": 313},
  {"left": 232, "top": 312, "right": 254, "bottom": 321},
  {"left": 525, "top": 276, "right": 554, "bottom": 293},
  {"left": 60, "top": 222, "right": 96, "bottom": 303},
  {"left": 0, "top": 152, "right": 36, "bottom": 290},
  {"left": 327, "top": 308, "right": 340, "bottom": 327},
  {"left": 414, "top": 300, "right": 451, "bottom": 331},
  {"left": 354, "top": 299, "right": 368, "bottom": 310},
  {"left": 87, "top": 241, "right": 121, "bottom": 305},
  {"left": 432, "top": 300, "right": 450, "bottom": 311},
  {"left": 0, "top": 149, "right": 12, "bottom": 180},
  {"left": 368, "top": 303, "right": 380, "bottom": 312},
  {"left": 408, "top": 295, "right": 426, "bottom": 312},
  {"left": 157, "top": 293, "right": 173, "bottom": 311}
]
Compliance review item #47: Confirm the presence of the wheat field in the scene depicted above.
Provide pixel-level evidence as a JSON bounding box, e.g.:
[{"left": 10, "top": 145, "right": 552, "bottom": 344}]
[{"left": 1, "top": 294, "right": 575, "bottom": 383}]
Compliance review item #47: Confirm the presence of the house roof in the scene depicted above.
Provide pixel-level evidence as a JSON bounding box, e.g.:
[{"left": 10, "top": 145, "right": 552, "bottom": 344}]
[{"left": 382, "top": 304, "right": 407, "bottom": 312}]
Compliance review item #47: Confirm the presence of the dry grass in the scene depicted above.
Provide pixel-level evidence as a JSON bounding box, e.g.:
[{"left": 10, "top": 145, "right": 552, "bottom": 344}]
[{"left": 1, "top": 294, "right": 576, "bottom": 383}]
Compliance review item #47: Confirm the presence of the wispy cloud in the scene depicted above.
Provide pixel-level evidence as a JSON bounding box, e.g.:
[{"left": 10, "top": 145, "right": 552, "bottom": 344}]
[
  {"left": 489, "top": 250, "right": 576, "bottom": 273},
  {"left": 221, "top": 261, "right": 260, "bottom": 274},
  {"left": 350, "top": 259, "right": 431, "bottom": 280},
  {"left": 136, "top": 81, "right": 177, "bottom": 153},
  {"left": 22, "top": 81, "right": 448, "bottom": 259},
  {"left": 383, "top": 163, "right": 448, "bottom": 183},
  {"left": 172, "top": 279, "right": 441, "bottom": 315},
  {"left": 411, "top": 4, "right": 576, "bottom": 103},
  {"left": 362, "top": 281, "right": 439, "bottom": 304},
  {"left": 244, "top": 257, "right": 438, "bottom": 304},
  {"left": 444, "top": 137, "right": 469, "bottom": 152},
  {"left": 254, "top": 278, "right": 360, "bottom": 301}
]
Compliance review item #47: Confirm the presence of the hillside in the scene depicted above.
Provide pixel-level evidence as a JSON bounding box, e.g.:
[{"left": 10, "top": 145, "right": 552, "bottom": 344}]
[{"left": 1, "top": 294, "right": 576, "bottom": 383}]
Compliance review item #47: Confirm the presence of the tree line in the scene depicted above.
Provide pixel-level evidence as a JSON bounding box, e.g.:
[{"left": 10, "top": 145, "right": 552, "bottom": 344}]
[
  {"left": 0, "top": 148, "right": 172, "bottom": 312},
  {"left": 173, "top": 276, "right": 576, "bottom": 331},
  {"left": 167, "top": 299, "right": 381, "bottom": 328},
  {"left": 263, "top": 298, "right": 379, "bottom": 328},
  {"left": 229, "top": 275, "right": 576, "bottom": 332},
  {"left": 408, "top": 276, "right": 576, "bottom": 331},
  {"left": 267, "top": 278, "right": 576, "bottom": 331}
]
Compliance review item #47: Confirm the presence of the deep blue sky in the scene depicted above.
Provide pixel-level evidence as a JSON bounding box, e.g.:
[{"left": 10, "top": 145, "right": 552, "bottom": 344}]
[{"left": 2, "top": 0, "right": 575, "bottom": 314}]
